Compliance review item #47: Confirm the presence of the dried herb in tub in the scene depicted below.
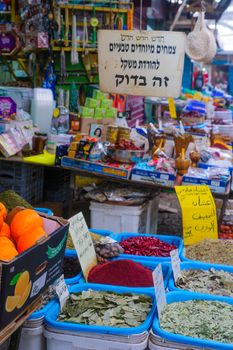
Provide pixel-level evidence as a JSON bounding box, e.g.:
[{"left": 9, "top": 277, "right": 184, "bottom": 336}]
[
  {"left": 185, "top": 239, "right": 233, "bottom": 265},
  {"left": 58, "top": 290, "right": 152, "bottom": 327},
  {"left": 177, "top": 268, "right": 233, "bottom": 297},
  {"left": 160, "top": 300, "right": 233, "bottom": 344}
]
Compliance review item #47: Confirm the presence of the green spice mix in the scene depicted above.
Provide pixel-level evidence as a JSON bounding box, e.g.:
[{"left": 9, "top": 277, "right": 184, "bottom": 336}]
[
  {"left": 177, "top": 268, "right": 233, "bottom": 297},
  {"left": 160, "top": 300, "right": 233, "bottom": 344},
  {"left": 58, "top": 290, "right": 152, "bottom": 328},
  {"left": 185, "top": 239, "right": 233, "bottom": 265}
]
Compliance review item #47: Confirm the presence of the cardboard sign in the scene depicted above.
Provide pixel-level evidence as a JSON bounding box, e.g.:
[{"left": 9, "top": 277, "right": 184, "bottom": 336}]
[
  {"left": 68, "top": 213, "right": 97, "bottom": 280},
  {"left": 170, "top": 249, "right": 181, "bottom": 284},
  {"left": 175, "top": 185, "right": 218, "bottom": 246},
  {"left": 55, "top": 274, "right": 69, "bottom": 310},
  {"left": 153, "top": 264, "right": 167, "bottom": 319},
  {"left": 98, "top": 30, "right": 186, "bottom": 98},
  {"left": 168, "top": 98, "right": 177, "bottom": 119}
]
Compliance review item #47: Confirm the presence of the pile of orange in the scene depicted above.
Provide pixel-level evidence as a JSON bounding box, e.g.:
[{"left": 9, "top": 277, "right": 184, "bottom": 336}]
[{"left": 0, "top": 204, "right": 47, "bottom": 262}]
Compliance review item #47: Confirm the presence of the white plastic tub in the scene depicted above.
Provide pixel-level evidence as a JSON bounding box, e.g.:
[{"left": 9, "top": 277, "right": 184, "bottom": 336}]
[
  {"left": 19, "top": 325, "right": 45, "bottom": 350},
  {"left": 44, "top": 327, "right": 149, "bottom": 350},
  {"left": 149, "top": 331, "right": 212, "bottom": 350},
  {"left": 90, "top": 197, "right": 158, "bottom": 234}
]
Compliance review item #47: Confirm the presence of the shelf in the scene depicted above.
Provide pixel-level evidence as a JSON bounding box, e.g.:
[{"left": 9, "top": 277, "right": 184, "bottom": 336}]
[
  {"left": 52, "top": 46, "right": 97, "bottom": 52},
  {"left": 58, "top": 5, "right": 131, "bottom": 13}
]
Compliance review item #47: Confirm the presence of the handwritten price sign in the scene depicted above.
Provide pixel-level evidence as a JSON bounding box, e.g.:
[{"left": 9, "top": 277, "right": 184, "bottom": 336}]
[
  {"left": 175, "top": 185, "right": 218, "bottom": 245},
  {"left": 98, "top": 30, "right": 186, "bottom": 98},
  {"left": 68, "top": 213, "right": 97, "bottom": 280}
]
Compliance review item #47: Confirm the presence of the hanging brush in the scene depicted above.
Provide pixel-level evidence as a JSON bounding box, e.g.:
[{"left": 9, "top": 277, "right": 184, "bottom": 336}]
[
  {"left": 60, "top": 49, "right": 67, "bottom": 81},
  {"left": 71, "top": 14, "right": 79, "bottom": 64}
]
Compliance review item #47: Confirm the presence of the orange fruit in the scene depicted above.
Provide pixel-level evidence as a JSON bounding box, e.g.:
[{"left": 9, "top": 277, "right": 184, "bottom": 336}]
[
  {"left": 0, "top": 222, "right": 11, "bottom": 239},
  {"left": 0, "top": 202, "right": 7, "bottom": 220},
  {"left": 17, "top": 226, "right": 47, "bottom": 253},
  {"left": 15, "top": 271, "right": 30, "bottom": 296},
  {"left": 17, "top": 281, "right": 32, "bottom": 309},
  {"left": 0, "top": 213, "right": 3, "bottom": 232},
  {"left": 5, "top": 295, "right": 20, "bottom": 312},
  {"left": 6, "top": 207, "right": 23, "bottom": 226},
  {"left": 11, "top": 209, "right": 44, "bottom": 242},
  {"left": 0, "top": 237, "right": 18, "bottom": 261}
]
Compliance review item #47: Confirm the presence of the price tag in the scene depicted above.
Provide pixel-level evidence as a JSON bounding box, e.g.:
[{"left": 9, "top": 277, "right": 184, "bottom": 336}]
[
  {"left": 153, "top": 264, "right": 167, "bottom": 319},
  {"left": 170, "top": 249, "right": 181, "bottom": 284},
  {"left": 55, "top": 275, "right": 69, "bottom": 310},
  {"left": 175, "top": 185, "right": 218, "bottom": 245},
  {"left": 168, "top": 98, "right": 177, "bottom": 119},
  {"left": 68, "top": 213, "right": 97, "bottom": 281}
]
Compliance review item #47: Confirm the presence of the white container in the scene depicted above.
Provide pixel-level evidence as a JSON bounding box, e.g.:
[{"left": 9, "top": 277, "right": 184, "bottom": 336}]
[
  {"left": 19, "top": 325, "right": 45, "bottom": 350},
  {"left": 44, "top": 328, "right": 148, "bottom": 350},
  {"left": 149, "top": 331, "right": 212, "bottom": 350},
  {"left": 90, "top": 197, "right": 159, "bottom": 234},
  {"left": 31, "top": 88, "right": 56, "bottom": 134}
]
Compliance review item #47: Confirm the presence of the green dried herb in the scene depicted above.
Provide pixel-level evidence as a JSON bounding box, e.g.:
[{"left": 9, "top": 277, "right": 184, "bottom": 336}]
[
  {"left": 161, "top": 300, "right": 233, "bottom": 344},
  {"left": 58, "top": 290, "right": 152, "bottom": 328},
  {"left": 185, "top": 239, "right": 233, "bottom": 265},
  {"left": 177, "top": 268, "right": 233, "bottom": 297}
]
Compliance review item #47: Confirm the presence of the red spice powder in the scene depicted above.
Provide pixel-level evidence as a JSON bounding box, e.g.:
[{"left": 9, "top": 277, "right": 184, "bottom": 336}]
[{"left": 87, "top": 259, "right": 153, "bottom": 287}]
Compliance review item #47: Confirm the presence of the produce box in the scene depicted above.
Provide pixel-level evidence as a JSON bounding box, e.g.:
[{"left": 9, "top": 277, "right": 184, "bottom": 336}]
[
  {"left": 61, "top": 157, "right": 133, "bottom": 179},
  {"left": 131, "top": 164, "right": 176, "bottom": 187},
  {"left": 0, "top": 215, "right": 69, "bottom": 329}
]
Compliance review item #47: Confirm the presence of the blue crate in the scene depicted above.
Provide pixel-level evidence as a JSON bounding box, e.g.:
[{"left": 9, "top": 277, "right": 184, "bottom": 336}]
[
  {"left": 152, "top": 291, "right": 233, "bottom": 350},
  {"left": 64, "top": 250, "right": 82, "bottom": 285},
  {"left": 44, "top": 283, "right": 156, "bottom": 335},
  {"left": 168, "top": 261, "right": 233, "bottom": 300},
  {"left": 35, "top": 207, "right": 54, "bottom": 216},
  {"left": 65, "top": 229, "right": 113, "bottom": 255},
  {"left": 78, "top": 258, "right": 172, "bottom": 291},
  {"left": 110, "top": 233, "right": 183, "bottom": 262},
  {"left": 28, "top": 299, "right": 56, "bottom": 321}
]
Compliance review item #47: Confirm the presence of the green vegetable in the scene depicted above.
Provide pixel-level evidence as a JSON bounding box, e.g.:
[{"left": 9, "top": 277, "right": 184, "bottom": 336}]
[
  {"left": 0, "top": 190, "right": 33, "bottom": 211},
  {"left": 58, "top": 290, "right": 152, "bottom": 327},
  {"left": 161, "top": 300, "right": 233, "bottom": 344}
]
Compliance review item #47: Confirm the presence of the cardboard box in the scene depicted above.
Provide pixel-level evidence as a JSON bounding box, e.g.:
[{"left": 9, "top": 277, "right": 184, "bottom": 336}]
[
  {"left": 0, "top": 215, "right": 68, "bottom": 329},
  {"left": 182, "top": 175, "right": 230, "bottom": 194},
  {"left": 61, "top": 157, "right": 132, "bottom": 179},
  {"left": 131, "top": 164, "right": 176, "bottom": 187}
]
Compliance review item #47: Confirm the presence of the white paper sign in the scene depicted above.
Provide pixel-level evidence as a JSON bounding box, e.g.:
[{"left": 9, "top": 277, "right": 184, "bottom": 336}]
[
  {"left": 68, "top": 213, "right": 97, "bottom": 281},
  {"left": 170, "top": 249, "right": 182, "bottom": 284},
  {"left": 55, "top": 275, "right": 69, "bottom": 310},
  {"left": 153, "top": 264, "right": 167, "bottom": 319},
  {"left": 98, "top": 30, "right": 186, "bottom": 98}
]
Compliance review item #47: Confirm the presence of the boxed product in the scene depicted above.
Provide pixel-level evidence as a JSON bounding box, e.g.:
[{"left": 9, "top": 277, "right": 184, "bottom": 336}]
[
  {"left": 85, "top": 98, "right": 100, "bottom": 109},
  {"left": 131, "top": 161, "right": 176, "bottom": 187},
  {"left": 101, "top": 99, "right": 113, "bottom": 109},
  {"left": 61, "top": 156, "right": 133, "bottom": 179},
  {"left": 182, "top": 167, "right": 230, "bottom": 194},
  {"left": 0, "top": 215, "right": 68, "bottom": 329},
  {"left": 80, "top": 106, "right": 95, "bottom": 118}
]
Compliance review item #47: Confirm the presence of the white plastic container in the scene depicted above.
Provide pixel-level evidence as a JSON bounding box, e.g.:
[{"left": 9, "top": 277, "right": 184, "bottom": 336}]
[
  {"left": 149, "top": 331, "right": 212, "bottom": 350},
  {"left": 19, "top": 325, "right": 45, "bottom": 350},
  {"left": 31, "top": 88, "right": 56, "bottom": 134},
  {"left": 44, "top": 327, "right": 149, "bottom": 350},
  {"left": 90, "top": 197, "right": 158, "bottom": 234}
]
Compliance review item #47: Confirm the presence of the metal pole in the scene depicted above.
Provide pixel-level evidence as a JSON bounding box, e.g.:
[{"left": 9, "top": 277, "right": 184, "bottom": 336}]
[{"left": 169, "top": 0, "right": 188, "bottom": 31}]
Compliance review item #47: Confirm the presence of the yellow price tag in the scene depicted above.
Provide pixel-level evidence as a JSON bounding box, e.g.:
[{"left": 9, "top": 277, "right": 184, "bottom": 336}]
[
  {"left": 168, "top": 98, "right": 177, "bottom": 119},
  {"left": 175, "top": 185, "right": 218, "bottom": 246}
]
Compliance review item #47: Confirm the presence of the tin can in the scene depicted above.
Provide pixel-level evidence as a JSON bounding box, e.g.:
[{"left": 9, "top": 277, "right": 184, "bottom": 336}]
[
  {"left": 117, "top": 126, "right": 131, "bottom": 142},
  {"left": 106, "top": 125, "right": 118, "bottom": 144}
]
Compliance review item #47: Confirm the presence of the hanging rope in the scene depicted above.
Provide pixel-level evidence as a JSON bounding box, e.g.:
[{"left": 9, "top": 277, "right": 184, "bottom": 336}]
[{"left": 139, "top": 0, "right": 143, "bottom": 31}]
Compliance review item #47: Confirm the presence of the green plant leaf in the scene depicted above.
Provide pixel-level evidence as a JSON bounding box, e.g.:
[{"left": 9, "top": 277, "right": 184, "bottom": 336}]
[{"left": 10, "top": 272, "right": 22, "bottom": 286}]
